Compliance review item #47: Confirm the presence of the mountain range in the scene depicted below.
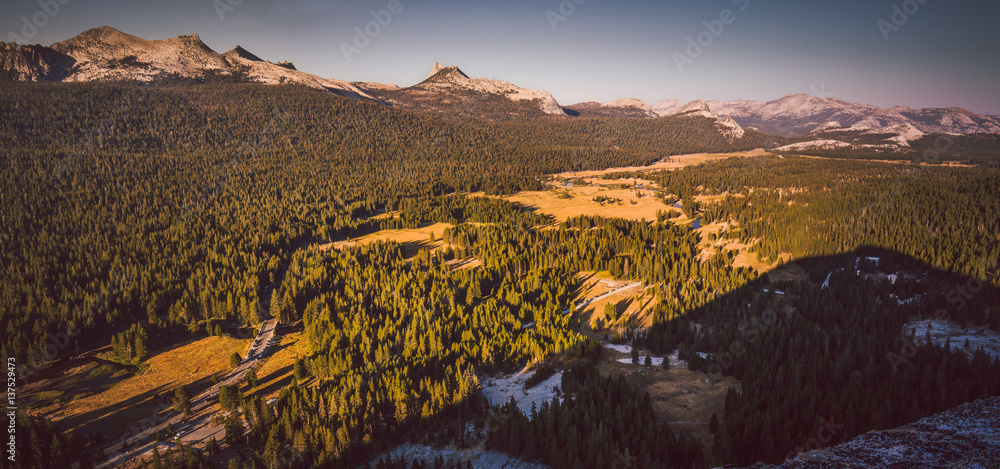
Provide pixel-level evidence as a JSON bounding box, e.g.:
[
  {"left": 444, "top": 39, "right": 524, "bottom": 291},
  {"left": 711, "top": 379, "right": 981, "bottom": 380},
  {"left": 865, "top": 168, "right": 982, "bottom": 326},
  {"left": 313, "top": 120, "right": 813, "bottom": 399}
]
[
  {"left": 1, "top": 26, "right": 376, "bottom": 100},
  {"left": 4, "top": 26, "right": 1000, "bottom": 143}
]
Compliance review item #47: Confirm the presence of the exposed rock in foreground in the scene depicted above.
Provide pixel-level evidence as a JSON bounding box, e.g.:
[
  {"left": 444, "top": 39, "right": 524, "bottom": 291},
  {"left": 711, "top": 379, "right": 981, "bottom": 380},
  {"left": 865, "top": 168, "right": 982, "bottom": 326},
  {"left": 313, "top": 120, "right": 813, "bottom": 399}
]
[{"left": 735, "top": 396, "right": 1000, "bottom": 469}]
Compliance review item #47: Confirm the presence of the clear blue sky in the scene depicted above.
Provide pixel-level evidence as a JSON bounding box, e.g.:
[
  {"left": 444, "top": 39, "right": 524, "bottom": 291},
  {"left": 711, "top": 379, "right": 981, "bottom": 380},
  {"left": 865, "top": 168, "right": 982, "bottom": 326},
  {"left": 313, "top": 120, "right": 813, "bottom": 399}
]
[{"left": 3, "top": 0, "right": 999, "bottom": 114}]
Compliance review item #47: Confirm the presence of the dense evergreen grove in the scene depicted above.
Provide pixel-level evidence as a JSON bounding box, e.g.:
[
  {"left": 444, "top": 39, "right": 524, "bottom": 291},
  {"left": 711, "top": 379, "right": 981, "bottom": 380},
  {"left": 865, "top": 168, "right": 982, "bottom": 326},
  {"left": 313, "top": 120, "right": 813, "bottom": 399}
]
[
  {"left": 486, "top": 361, "right": 703, "bottom": 469},
  {"left": 446, "top": 215, "right": 756, "bottom": 322},
  {"left": 0, "top": 81, "right": 765, "bottom": 375},
  {"left": 9, "top": 417, "right": 94, "bottom": 469},
  {"left": 5, "top": 80, "right": 1000, "bottom": 468},
  {"left": 211, "top": 205, "right": 750, "bottom": 467}
]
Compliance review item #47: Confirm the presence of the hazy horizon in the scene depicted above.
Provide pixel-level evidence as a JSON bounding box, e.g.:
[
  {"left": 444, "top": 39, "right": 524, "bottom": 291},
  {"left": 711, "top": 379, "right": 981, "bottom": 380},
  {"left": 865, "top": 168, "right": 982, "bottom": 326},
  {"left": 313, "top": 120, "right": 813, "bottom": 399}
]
[{"left": 3, "top": 0, "right": 999, "bottom": 115}]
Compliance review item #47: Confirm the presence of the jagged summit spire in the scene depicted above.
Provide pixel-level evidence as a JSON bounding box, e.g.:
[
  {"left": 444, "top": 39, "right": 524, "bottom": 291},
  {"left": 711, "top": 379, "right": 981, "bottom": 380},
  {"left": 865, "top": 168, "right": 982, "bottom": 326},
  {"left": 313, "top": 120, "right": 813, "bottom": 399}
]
[
  {"left": 426, "top": 62, "right": 468, "bottom": 81},
  {"left": 428, "top": 61, "right": 444, "bottom": 78}
]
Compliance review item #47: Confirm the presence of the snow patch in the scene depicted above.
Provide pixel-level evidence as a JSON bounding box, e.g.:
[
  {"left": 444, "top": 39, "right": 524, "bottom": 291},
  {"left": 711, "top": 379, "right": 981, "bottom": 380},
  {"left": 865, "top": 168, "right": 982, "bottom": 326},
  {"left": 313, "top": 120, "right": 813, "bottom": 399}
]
[
  {"left": 605, "top": 345, "right": 687, "bottom": 368},
  {"left": 810, "top": 121, "right": 844, "bottom": 133},
  {"left": 479, "top": 368, "right": 562, "bottom": 416},
  {"left": 603, "top": 344, "right": 632, "bottom": 354},
  {"left": 903, "top": 319, "right": 1000, "bottom": 360},
  {"left": 618, "top": 356, "right": 664, "bottom": 366},
  {"left": 377, "top": 444, "right": 550, "bottom": 469}
]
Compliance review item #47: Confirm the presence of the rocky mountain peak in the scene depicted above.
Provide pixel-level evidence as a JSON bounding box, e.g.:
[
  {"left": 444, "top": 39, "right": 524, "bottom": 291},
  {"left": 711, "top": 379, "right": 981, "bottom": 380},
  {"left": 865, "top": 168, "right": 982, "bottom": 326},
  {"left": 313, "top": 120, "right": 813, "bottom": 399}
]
[
  {"left": 428, "top": 61, "right": 444, "bottom": 78},
  {"left": 224, "top": 45, "right": 263, "bottom": 62},
  {"left": 945, "top": 106, "right": 974, "bottom": 116},
  {"left": 601, "top": 98, "right": 656, "bottom": 117},
  {"left": 51, "top": 26, "right": 142, "bottom": 55},
  {"left": 0, "top": 41, "right": 74, "bottom": 81},
  {"left": 603, "top": 98, "right": 648, "bottom": 109},
  {"left": 425, "top": 62, "right": 469, "bottom": 82},
  {"left": 667, "top": 99, "right": 711, "bottom": 116},
  {"left": 651, "top": 99, "right": 682, "bottom": 116}
]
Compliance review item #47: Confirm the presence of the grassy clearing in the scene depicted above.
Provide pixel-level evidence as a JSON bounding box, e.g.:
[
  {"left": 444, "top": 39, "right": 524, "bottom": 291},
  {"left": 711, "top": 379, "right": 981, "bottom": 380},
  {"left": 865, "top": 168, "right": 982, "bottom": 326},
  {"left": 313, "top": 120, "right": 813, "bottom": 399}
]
[
  {"left": 552, "top": 150, "right": 769, "bottom": 179},
  {"left": 321, "top": 222, "right": 455, "bottom": 257},
  {"left": 320, "top": 222, "right": 485, "bottom": 272},
  {"left": 245, "top": 332, "right": 310, "bottom": 399},
  {"left": 31, "top": 335, "right": 249, "bottom": 438},
  {"left": 504, "top": 184, "right": 668, "bottom": 223},
  {"left": 597, "top": 347, "right": 738, "bottom": 467},
  {"left": 23, "top": 360, "right": 134, "bottom": 409}
]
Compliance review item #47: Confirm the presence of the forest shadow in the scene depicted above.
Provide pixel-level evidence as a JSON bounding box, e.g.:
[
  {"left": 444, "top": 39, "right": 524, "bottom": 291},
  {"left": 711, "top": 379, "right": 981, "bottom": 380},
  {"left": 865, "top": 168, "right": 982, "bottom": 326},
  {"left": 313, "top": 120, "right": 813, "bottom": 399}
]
[
  {"left": 252, "top": 364, "right": 295, "bottom": 398},
  {"left": 614, "top": 297, "right": 636, "bottom": 315},
  {"left": 400, "top": 239, "right": 440, "bottom": 258},
  {"left": 633, "top": 245, "right": 999, "bottom": 466}
]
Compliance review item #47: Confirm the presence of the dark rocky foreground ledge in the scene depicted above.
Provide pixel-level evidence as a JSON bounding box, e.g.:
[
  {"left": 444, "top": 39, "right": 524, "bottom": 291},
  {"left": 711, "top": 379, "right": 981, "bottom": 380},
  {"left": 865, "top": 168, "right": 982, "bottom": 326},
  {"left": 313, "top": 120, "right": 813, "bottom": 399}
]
[{"left": 734, "top": 396, "right": 1000, "bottom": 469}]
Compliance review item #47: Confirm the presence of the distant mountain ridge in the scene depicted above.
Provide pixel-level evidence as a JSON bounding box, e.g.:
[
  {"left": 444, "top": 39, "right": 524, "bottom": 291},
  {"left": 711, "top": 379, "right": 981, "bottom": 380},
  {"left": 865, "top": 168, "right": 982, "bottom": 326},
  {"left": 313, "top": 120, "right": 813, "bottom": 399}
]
[
  {"left": 3, "top": 26, "right": 998, "bottom": 138},
  {"left": 704, "top": 93, "right": 1000, "bottom": 137},
  {"left": 0, "top": 26, "right": 376, "bottom": 100},
  {"left": 564, "top": 99, "right": 656, "bottom": 118}
]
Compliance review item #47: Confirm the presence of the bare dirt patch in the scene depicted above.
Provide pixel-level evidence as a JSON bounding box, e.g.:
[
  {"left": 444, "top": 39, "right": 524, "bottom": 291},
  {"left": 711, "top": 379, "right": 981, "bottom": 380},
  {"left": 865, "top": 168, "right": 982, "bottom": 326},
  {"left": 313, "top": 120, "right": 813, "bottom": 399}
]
[{"left": 448, "top": 257, "right": 482, "bottom": 271}]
